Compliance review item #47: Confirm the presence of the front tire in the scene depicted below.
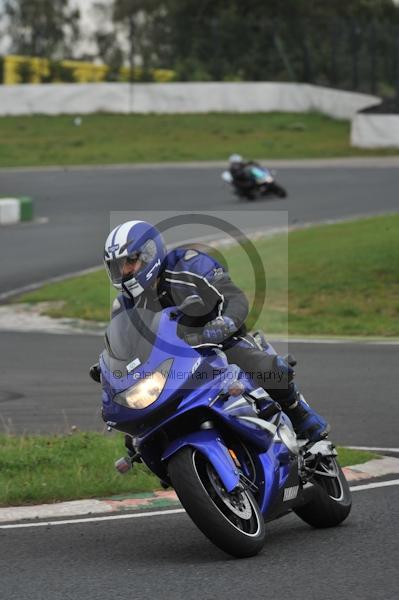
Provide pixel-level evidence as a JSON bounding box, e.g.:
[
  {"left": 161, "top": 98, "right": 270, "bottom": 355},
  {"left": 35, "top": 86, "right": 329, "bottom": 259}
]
[
  {"left": 294, "top": 456, "right": 352, "bottom": 528},
  {"left": 168, "top": 447, "right": 265, "bottom": 557}
]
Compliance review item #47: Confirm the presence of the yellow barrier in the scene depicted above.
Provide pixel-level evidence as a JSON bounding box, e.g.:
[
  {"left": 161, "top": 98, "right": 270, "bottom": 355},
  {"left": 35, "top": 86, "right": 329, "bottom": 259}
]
[
  {"left": 4, "top": 55, "right": 48, "bottom": 84},
  {"left": 2, "top": 55, "right": 175, "bottom": 84},
  {"left": 62, "top": 60, "right": 108, "bottom": 83}
]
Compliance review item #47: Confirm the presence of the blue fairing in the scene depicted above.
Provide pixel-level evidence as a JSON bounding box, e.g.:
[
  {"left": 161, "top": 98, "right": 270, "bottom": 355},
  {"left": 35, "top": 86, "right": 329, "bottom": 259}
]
[
  {"left": 100, "top": 304, "right": 302, "bottom": 521},
  {"left": 256, "top": 443, "right": 295, "bottom": 514},
  {"left": 162, "top": 429, "right": 240, "bottom": 492},
  {"left": 101, "top": 307, "right": 215, "bottom": 425}
]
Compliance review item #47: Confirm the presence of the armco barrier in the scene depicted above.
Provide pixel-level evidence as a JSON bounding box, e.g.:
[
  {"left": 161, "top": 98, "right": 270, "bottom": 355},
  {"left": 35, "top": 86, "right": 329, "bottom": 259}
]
[
  {"left": 0, "top": 82, "right": 380, "bottom": 120},
  {"left": 351, "top": 114, "right": 399, "bottom": 148},
  {"left": 0, "top": 197, "right": 33, "bottom": 225}
]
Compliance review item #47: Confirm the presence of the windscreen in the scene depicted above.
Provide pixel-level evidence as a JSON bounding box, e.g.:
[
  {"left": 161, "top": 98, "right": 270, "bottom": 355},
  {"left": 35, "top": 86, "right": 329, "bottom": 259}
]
[
  {"left": 250, "top": 166, "right": 267, "bottom": 180},
  {"left": 102, "top": 308, "right": 162, "bottom": 374}
]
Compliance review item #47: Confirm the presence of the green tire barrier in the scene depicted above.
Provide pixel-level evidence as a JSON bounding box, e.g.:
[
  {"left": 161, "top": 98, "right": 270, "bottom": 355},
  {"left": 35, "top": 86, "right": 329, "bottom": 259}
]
[
  {"left": 0, "top": 196, "right": 33, "bottom": 224},
  {"left": 18, "top": 196, "right": 34, "bottom": 221}
]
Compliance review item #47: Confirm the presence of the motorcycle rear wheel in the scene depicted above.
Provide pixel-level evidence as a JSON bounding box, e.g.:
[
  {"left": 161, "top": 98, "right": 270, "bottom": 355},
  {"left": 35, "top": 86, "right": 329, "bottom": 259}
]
[
  {"left": 168, "top": 447, "right": 265, "bottom": 557},
  {"left": 270, "top": 183, "right": 287, "bottom": 198},
  {"left": 294, "top": 456, "right": 352, "bottom": 528},
  {"left": 245, "top": 190, "right": 257, "bottom": 200}
]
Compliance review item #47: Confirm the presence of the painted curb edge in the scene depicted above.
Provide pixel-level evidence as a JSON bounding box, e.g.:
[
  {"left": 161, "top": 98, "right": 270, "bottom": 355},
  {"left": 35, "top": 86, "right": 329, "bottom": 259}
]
[{"left": 1, "top": 455, "right": 399, "bottom": 525}]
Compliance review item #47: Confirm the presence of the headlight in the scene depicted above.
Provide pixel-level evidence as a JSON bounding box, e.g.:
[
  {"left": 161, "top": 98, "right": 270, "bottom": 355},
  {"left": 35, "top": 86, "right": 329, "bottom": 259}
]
[{"left": 114, "top": 359, "right": 172, "bottom": 409}]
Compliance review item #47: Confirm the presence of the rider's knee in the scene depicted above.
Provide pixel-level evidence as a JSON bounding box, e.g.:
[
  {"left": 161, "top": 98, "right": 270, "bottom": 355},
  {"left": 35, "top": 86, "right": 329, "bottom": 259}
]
[
  {"left": 273, "top": 355, "right": 295, "bottom": 384},
  {"left": 264, "top": 356, "right": 297, "bottom": 407}
]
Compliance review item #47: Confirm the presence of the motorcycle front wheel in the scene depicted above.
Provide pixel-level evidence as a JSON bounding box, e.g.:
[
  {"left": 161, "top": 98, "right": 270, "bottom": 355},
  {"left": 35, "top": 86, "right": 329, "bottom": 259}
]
[
  {"left": 168, "top": 447, "right": 265, "bottom": 557},
  {"left": 294, "top": 456, "right": 352, "bottom": 528}
]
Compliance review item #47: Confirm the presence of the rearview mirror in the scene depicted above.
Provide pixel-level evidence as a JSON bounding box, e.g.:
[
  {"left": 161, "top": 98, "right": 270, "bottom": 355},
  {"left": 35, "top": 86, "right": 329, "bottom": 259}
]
[{"left": 178, "top": 295, "right": 205, "bottom": 312}]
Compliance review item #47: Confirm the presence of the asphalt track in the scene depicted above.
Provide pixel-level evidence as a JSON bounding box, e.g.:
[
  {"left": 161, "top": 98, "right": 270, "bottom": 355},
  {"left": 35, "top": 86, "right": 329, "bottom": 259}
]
[
  {"left": 1, "top": 161, "right": 398, "bottom": 600},
  {"left": 0, "top": 485, "right": 398, "bottom": 600},
  {"left": 1, "top": 162, "right": 399, "bottom": 294}
]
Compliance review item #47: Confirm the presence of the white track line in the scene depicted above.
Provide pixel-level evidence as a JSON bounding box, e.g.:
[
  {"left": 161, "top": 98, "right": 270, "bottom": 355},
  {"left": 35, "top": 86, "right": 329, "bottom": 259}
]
[
  {"left": 0, "top": 508, "right": 185, "bottom": 529},
  {"left": 2, "top": 480, "right": 398, "bottom": 530},
  {"left": 349, "top": 478, "right": 399, "bottom": 492},
  {"left": 347, "top": 446, "right": 399, "bottom": 453},
  {"left": 269, "top": 338, "right": 399, "bottom": 346}
]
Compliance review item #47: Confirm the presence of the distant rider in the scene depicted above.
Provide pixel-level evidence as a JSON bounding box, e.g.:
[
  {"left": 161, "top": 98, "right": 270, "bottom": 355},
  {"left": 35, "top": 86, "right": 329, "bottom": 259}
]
[
  {"left": 228, "top": 153, "right": 261, "bottom": 194},
  {"left": 90, "top": 220, "right": 329, "bottom": 442}
]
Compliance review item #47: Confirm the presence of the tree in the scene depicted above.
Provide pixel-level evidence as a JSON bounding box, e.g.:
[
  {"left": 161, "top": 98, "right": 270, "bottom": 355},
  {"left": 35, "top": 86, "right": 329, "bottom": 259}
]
[
  {"left": 112, "top": 0, "right": 171, "bottom": 80},
  {"left": 16, "top": 59, "right": 33, "bottom": 82},
  {"left": 40, "top": 60, "right": 76, "bottom": 83},
  {"left": 4, "top": 0, "right": 80, "bottom": 59},
  {"left": 163, "top": 0, "right": 399, "bottom": 89},
  {"left": 92, "top": 2, "right": 124, "bottom": 80}
]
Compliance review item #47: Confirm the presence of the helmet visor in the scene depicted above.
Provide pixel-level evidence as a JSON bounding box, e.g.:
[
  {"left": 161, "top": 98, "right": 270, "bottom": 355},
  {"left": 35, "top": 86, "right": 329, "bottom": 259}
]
[{"left": 105, "top": 239, "right": 158, "bottom": 285}]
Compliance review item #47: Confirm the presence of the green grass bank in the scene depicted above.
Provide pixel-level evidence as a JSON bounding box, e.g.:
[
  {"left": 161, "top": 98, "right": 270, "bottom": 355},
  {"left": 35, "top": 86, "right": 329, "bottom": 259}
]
[
  {"left": 0, "top": 112, "right": 398, "bottom": 168},
  {"left": 19, "top": 214, "right": 399, "bottom": 337},
  {"left": 0, "top": 432, "right": 377, "bottom": 506}
]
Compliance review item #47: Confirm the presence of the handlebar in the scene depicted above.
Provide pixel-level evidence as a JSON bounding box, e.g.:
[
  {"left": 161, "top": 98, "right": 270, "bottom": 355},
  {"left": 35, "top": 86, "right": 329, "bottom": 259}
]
[
  {"left": 183, "top": 332, "right": 222, "bottom": 348},
  {"left": 184, "top": 332, "right": 203, "bottom": 346}
]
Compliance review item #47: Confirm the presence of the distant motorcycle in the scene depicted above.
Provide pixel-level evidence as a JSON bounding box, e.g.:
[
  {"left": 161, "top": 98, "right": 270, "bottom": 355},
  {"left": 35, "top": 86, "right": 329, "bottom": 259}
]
[{"left": 222, "top": 164, "right": 287, "bottom": 200}]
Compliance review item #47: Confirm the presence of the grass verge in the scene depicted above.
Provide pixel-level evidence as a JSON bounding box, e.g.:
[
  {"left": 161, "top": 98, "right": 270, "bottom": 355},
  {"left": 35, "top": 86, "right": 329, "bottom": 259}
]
[
  {"left": 0, "top": 112, "right": 398, "bottom": 168},
  {"left": 0, "top": 432, "right": 378, "bottom": 506},
  {"left": 18, "top": 213, "right": 399, "bottom": 336}
]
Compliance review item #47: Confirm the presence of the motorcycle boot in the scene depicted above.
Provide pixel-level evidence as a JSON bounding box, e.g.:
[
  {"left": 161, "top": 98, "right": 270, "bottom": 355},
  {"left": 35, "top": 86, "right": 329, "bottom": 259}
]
[
  {"left": 285, "top": 391, "right": 330, "bottom": 442},
  {"left": 269, "top": 355, "right": 329, "bottom": 442}
]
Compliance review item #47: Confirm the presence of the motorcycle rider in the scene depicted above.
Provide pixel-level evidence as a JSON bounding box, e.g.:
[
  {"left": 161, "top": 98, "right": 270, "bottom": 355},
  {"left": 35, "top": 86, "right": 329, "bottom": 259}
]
[
  {"left": 228, "top": 153, "right": 261, "bottom": 194},
  {"left": 91, "top": 220, "right": 329, "bottom": 443}
]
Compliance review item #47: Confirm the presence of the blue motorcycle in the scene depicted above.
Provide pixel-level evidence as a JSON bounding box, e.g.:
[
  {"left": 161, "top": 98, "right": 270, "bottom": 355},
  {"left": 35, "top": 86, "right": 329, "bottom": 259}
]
[{"left": 100, "top": 299, "right": 351, "bottom": 558}]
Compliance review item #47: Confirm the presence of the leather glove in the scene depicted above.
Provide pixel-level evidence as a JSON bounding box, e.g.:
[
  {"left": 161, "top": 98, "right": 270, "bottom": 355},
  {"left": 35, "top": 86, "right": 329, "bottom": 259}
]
[{"left": 202, "top": 316, "right": 237, "bottom": 344}]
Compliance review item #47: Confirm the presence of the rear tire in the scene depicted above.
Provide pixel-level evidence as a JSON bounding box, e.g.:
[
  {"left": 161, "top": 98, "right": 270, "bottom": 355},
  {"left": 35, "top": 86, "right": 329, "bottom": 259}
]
[
  {"left": 294, "top": 456, "right": 352, "bottom": 528},
  {"left": 168, "top": 447, "right": 265, "bottom": 557},
  {"left": 242, "top": 189, "right": 256, "bottom": 200},
  {"left": 271, "top": 183, "right": 287, "bottom": 198}
]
